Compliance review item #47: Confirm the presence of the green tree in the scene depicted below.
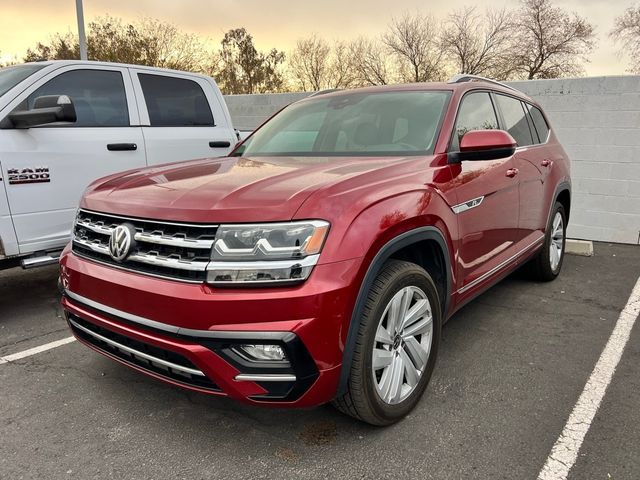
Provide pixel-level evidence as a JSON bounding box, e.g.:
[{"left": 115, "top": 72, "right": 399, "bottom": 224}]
[{"left": 216, "top": 28, "right": 286, "bottom": 94}]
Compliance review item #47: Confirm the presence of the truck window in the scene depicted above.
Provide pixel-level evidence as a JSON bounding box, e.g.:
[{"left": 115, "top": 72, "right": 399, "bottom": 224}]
[
  {"left": 451, "top": 92, "right": 499, "bottom": 151},
  {"left": 525, "top": 104, "right": 550, "bottom": 144},
  {"left": 138, "top": 74, "right": 214, "bottom": 127},
  {"left": 25, "top": 69, "right": 129, "bottom": 127},
  {"left": 494, "top": 94, "right": 534, "bottom": 147},
  {"left": 0, "top": 64, "right": 46, "bottom": 97}
]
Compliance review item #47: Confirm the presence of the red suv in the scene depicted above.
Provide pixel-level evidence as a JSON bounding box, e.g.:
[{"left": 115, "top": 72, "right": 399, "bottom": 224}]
[{"left": 60, "top": 75, "right": 571, "bottom": 425}]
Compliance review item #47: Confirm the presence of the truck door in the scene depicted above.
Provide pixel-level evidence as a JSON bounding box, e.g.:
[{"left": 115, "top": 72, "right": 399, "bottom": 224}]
[
  {"left": 448, "top": 91, "right": 520, "bottom": 296},
  {"left": 0, "top": 65, "right": 146, "bottom": 253},
  {"left": 0, "top": 159, "right": 19, "bottom": 259},
  {"left": 130, "top": 69, "right": 236, "bottom": 164}
]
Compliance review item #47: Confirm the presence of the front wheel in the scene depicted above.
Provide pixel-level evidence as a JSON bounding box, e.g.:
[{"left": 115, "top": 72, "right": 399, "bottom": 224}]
[
  {"left": 529, "top": 202, "right": 566, "bottom": 281},
  {"left": 332, "top": 260, "right": 441, "bottom": 426}
]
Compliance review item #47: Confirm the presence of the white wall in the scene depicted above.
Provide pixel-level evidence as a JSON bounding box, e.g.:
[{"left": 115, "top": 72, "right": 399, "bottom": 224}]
[{"left": 224, "top": 76, "right": 640, "bottom": 244}]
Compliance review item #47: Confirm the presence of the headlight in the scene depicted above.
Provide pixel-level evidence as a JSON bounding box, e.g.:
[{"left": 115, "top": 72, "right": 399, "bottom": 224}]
[{"left": 206, "top": 220, "right": 329, "bottom": 285}]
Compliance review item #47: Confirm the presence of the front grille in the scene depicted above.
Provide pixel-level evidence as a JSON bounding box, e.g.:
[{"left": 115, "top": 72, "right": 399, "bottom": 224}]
[
  {"left": 68, "top": 313, "right": 220, "bottom": 391},
  {"left": 72, "top": 209, "right": 218, "bottom": 282}
]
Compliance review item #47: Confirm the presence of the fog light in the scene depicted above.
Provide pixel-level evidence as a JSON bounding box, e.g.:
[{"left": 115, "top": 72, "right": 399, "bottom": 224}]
[{"left": 236, "top": 344, "right": 287, "bottom": 362}]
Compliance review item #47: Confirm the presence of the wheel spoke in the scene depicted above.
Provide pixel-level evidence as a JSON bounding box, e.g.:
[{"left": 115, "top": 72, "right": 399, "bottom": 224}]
[
  {"left": 372, "top": 348, "right": 393, "bottom": 370},
  {"left": 400, "top": 298, "right": 430, "bottom": 331},
  {"left": 403, "top": 315, "right": 432, "bottom": 338},
  {"left": 387, "top": 291, "right": 404, "bottom": 335},
  {"left": 399, "top": 348, "right": 420, "bottom": 387},
  {"left": 375, "top": 325, "right": 393, "bottom": 345},
  {"left": 403, "top": 336, "right": 429, "bottom": 372},
  {"left": 385, "top": 356, "right": 405, "bottom": 403}
]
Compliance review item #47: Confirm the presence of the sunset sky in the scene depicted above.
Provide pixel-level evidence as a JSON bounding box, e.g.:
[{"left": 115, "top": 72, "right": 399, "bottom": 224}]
[{"left": 0, "top": 0, "right": 635, "bottom": 76}]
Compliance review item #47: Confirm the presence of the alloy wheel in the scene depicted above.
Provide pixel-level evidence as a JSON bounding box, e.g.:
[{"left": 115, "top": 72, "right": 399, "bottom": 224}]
[
  {"left": 371, "top": 286, "right": 433, "bottom": 405},
  {"left": 549, "top": 211, "right": 565, "bottom": 272}
]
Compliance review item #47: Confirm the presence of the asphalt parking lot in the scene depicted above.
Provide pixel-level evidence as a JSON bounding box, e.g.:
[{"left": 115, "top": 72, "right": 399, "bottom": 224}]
[{"left": 1, "top": 242, "right": 639, "bottom": 480}]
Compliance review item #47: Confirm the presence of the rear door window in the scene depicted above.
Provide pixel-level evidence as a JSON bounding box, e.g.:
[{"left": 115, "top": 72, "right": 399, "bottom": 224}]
[
  {"left": 526, "top": 104, "right": 550, "bottom": 143},
  {"left": 451, "top": 92, "right": 499, "bottom": 151},
  {"left": 494, "top": 94, "right": 534, "bottom": 147},
  {"left": 138, "top": 73, "right": 214, "bottom": 127}
]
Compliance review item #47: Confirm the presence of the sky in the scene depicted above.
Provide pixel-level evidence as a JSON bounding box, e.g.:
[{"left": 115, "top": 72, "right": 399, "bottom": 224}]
[{"left": 0, "top": 0, "right": 634, "bottom": 76}]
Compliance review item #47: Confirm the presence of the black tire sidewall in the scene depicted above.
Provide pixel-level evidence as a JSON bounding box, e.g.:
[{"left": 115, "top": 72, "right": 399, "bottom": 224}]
[
  {"left": 546, "top": 202, "right": 567, "bottom": 277},
  {"left": 359, "top": 263, "right": 441, "bottom": 423}
]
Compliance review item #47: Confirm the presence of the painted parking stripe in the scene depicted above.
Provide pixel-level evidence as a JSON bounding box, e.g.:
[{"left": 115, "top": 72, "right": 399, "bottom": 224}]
[
  {"left": 538, "top": 276, "right": 640, "bottom": 480},
  {"left": 0, "top": 336, "right": 76, "bottom": 365}
]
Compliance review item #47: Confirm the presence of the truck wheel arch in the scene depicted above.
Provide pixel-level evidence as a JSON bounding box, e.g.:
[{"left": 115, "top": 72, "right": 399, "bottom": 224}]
[{"left": 336, "top": 226, "right": 452, "bottom": 396}]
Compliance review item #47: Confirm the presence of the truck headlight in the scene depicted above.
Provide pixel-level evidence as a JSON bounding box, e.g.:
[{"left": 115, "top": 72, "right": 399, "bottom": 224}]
[{"left": 206, "top": 220, "right": 329, "bottom": 285}]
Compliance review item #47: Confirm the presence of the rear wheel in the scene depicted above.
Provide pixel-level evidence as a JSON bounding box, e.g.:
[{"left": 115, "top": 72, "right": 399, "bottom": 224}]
[
  {"left": 529, "top": 202, "right": 566, "bottom": 281},
  {"left": 333, "top": 260, "right": 441, "bottom": 426}
]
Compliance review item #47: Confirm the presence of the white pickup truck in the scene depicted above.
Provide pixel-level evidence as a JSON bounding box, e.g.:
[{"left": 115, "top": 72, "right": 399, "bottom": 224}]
[{"left": 0, "top": 60, "right": 239, "bottom": 269}]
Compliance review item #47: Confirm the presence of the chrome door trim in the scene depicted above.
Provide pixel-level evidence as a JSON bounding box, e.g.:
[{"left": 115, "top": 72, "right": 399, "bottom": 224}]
[{"left": 457, "top": 235, "right": 544, "bottom": 294}]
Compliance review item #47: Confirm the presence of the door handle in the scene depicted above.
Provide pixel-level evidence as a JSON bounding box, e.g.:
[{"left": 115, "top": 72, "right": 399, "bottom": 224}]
[
  {"left": 107, "top": 143, "right": 137, "bottom": 151},
  {"left": 541, "top": 159, "right": 553, "bottom": 167},
  {"left": 506, "top": 168, "right": 519, "bottom": 178},
  {"left": 209, "top": 141, "right": 231, "bottom": 148}
]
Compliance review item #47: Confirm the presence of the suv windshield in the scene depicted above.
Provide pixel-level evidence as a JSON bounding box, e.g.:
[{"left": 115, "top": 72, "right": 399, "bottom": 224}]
[
  {"left": 0, "top": 64, "right": 46, "bottom": 98},
  {"left": 234, "top": 91, "right": 450, "bottom": 157}
]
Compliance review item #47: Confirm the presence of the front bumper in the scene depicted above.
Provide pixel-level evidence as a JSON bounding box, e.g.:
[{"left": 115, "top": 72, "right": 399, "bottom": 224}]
[{"left": 60, "top": 248, "right": 362, "bottom": 407}]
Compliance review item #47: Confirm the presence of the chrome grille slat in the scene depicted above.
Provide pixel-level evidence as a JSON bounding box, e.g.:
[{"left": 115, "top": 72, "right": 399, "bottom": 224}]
[{"left": 72, "top": 209, "right": 217, "bottom": 282}]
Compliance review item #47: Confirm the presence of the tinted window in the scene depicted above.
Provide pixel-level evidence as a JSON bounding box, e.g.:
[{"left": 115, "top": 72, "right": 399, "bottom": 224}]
[
  {"left": 26, "top": 69, "right": 129, "bottom": 127},
  {"left": 495, "top": 94, "right": 534, "bottom": 147},
  {"left": 234, "top": 91, "right": 450, "bottom": 157},
  {"left": 138, "top": 74, "right": 214, "bottom": 127},
  {"left": 451, "top": 92, "right": 498, "bottom": 151},
  {"left": 526, "top": 104, "right": 550, "bottom": 143},
  {"left": 0, "top": 64, "right": 46, "bottom": 97}
]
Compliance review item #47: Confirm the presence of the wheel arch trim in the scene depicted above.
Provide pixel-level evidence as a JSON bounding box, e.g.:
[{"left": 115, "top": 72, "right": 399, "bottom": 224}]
[{"left": 336, "top": 226, "right": 451, "bottom": 396}]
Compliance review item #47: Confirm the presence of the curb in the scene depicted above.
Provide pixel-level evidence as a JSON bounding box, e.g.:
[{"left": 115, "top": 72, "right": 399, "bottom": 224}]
[{"left": 566, "top": 239, "right": 594, "bottom": 257}]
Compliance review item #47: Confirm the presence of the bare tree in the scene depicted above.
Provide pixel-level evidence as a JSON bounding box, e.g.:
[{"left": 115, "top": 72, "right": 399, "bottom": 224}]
[
  {"left": 288, "top": 36, "right": 357, "bottom": 91},
  {"left": 441, "top": 7, "right": 517, "bottom": 80},
  {"left": 383, "top": 13, "right": 446, "bottom": 82},
  {"left": 610, "top": 5, "right": 640, "bottom": 73},
  {"left": 289, "top": 35, "right": 331, "bottom": 91},
  {"left": 347, "top": 37, "right": 394, "bottom": 86},
  {"left": 512, "top": 0, "right": 596, "bottom": 79}
]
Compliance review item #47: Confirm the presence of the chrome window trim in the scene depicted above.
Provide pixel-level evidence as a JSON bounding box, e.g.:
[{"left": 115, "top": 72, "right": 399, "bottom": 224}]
[{"left": 69, "top": 317, "right": 206, "bottom": 377}]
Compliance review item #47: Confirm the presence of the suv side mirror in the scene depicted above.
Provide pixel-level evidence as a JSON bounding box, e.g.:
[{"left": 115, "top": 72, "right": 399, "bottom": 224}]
[
  {"left": 449, "top": 130, "right": 517, "bottom": 163},
  {"left": 5, "top": 95, "right": 77, "bottom": 129}
]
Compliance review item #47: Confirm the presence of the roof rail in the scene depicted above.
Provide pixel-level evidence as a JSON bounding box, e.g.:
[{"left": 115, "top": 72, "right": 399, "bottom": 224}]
[
  {"left": 308, "top": 88, "right": 341, "bottom": 97},
  {"left": 447, "top": 74, "right": 518, "bottom": 92}
]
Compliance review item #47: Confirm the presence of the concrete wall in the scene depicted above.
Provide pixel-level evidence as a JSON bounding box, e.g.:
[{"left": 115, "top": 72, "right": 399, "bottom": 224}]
[{"left": 224, "top": 75, "right": 640, "bottom": 244}]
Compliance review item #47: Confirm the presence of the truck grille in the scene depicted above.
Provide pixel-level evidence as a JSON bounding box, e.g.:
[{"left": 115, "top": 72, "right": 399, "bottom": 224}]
[{"left": 72, "top": 209, "right": 217, "bottom": 282}]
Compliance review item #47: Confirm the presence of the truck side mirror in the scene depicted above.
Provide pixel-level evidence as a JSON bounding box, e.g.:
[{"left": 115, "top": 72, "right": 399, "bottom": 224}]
[
  {"left": 448, "top": 130, "right": 517, "bottom": 163},
  {"left": 5, "top": 95, "right": 77, "bottom": 129}
]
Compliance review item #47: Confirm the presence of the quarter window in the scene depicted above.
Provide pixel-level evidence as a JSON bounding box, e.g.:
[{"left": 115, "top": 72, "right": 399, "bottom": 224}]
[
  {"left": 495, "top": 94, "right": 534, "bottom": 147},
  {"left": 526, "top": 104, "right": 550, "bottom": 143},
  {"left": 451, "top": 92, "right": 498, "bottom": 151},
  {"left": 26, "top": 69, "right": 129, "bottom": 127},
  {"left": 138, "top": 74, "right": 214, "bottom": 127}
]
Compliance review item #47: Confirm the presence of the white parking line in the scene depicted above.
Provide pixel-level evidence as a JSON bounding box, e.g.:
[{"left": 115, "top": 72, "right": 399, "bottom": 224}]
[
  {"left": 0, "top": 336, "right": 76, "bottom": 365},
  {"left": 538, "top": 276, "right": 640, "bottom": 480}
]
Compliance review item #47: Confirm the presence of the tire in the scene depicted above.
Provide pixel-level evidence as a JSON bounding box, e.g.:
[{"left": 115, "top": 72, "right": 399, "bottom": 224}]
[
  {"left": 528, "top": 201, "right": 567, "bottom": 281},
  {"left": 332, "top": 260, "right": 441, "bottom": 426}
]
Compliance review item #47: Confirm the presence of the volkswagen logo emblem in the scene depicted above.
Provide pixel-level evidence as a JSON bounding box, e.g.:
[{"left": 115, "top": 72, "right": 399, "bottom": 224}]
[{"left": 109, "top": 224, "right": 135, "bottom": 262}]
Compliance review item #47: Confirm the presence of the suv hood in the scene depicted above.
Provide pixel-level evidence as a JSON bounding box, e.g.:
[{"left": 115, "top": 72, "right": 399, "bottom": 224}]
[{"left": 82, "top": 155, "right": 423, "bottom": 223}]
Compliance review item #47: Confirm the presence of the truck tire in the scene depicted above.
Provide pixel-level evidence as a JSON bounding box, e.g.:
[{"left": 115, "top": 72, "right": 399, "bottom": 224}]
[
  {"left": 528, "top": 201, "right": 567, "bottom": 281},
  {"left": 333, "top": 260, "right": 441, "bottom": 426}
]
